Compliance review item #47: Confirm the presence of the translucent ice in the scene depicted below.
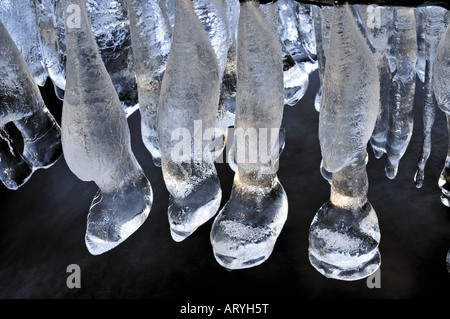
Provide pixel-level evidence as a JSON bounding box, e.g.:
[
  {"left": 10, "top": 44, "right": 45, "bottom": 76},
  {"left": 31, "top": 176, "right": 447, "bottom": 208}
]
[
  {"left": 312, "top": 5, "right": 333, "bottom": 112},
  {"left": 61, "top": 0, "right": 152, "bottom": 255},
  {"left": 127, "top": 0, "right": 172, "bottom": 167},
  {"left": 157, "top": 0, "right": 222, "bottom": 242},
  {"left": 0, "top": 0, "right": 48, "bottom": 86},
  {"left": 35, "top": 0, "right": 66, "bottom": 93},
  {"left": 361, "top": 5, "right": 392, "bottom": 159},
  {"left": 194, "top": 0, "right": 230, "bottom": 159},
  {"left": 414, "top": 6, "right": 448, "bottom": 188},
  {"left": 274, "top": 0, "right": 317, "bottom": 106},
  {"left": 310, "top": 3, "right": 381, "bottom": 281},
  {"left": 0, "top": 20, "right": 62, "bottom": 190},
  {"left": 34, "top": 0, "right": 138, "bottom": 114},
  {"left": 210, "top": 0, "right": 288, "bottom": 270},
  {"left": 432, "top": 23, "right": 450, "bottom": 206},
  {"left": 384, "top": 8, "right": 417, "bottom": 179}
]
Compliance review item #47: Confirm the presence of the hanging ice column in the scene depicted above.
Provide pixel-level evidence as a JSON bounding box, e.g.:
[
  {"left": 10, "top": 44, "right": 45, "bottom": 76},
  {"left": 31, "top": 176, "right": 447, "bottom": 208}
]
[
  {"left": 0, "top": 20, "right": 62, "bottom": 190},
  {"left": 308, "top": 3, "right": 381, "bottom": 281},
  {"left": 210, "top": 0, "right": 288, "bottom": 270},
  {"left": 61, "top": 0, "right": 152, "bottom": 255},
  {"left": 127, "top": 0, "right": 172, "bottom": 167},
  {"left": 414, "top": 6, "right": 448, "bottom": 188},
  {"left": 157, "top": 0, "right": 222, "bottom": 242},
  {"left": 433, "top": 24, "right": 450, "bottom": 207},
  {"left": 384, "top": 8, "right": 417, "bottom": 179}
]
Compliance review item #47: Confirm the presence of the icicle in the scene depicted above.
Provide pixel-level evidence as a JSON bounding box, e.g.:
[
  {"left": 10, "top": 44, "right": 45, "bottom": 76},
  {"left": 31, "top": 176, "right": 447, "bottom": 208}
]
[
  {"left": 384, "top": 8, "right": 417, "bottom": 179},
  {"left": 0, "top": 20, "right": 62, "bottom": 190},
  {"left": 0, "top": 0, "right": 48, "bottom": 86},
  {"left": 308, "top": 3, "right": 381, "bottom": 281},
  {"left": 312, "top": 5, "right": 333, "bottom": 112},
  {"left": 127, "top": 0, "right": 172, "bottom": 167},
  {"left": 433, "top": 23, "right": 450, "bottom": 206},
  {"left": 157, "top": 0, "right": 222, "bottom": 242},
  {"left": 414, "top": 6, "right": 448, "bottom": 188},
  {"left": 61, "top": 0, "right": 152, "bottom": 255},
  {"left": 361, "top": 5, "right": 392, "bottom": 159},
  {"left": 210, "top": 0, "right": 288, "bottom": 270}
]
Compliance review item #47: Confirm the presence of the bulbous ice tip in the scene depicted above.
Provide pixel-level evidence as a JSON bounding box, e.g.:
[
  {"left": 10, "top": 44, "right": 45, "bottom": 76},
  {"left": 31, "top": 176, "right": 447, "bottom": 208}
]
[
  {"left": 308, "top": 201, "right": 381, "bottom": 281},
  {"left": 168, "top": 179, "right": 222, "bottom": 242},
  {"left": 414, "top": 168, "right": 424, "bottom": 189},
  {"left": 85, "top": 175, "right": 153, "bottom": 255},
  {"left": 210, "top": 180, "right": 288, "bottom": 270},
  {"left": 371, "top": 146, "right": 384, "bottom": 160},
  {"left": 385, "top": 163, "right": 398, "bottom": 180}
]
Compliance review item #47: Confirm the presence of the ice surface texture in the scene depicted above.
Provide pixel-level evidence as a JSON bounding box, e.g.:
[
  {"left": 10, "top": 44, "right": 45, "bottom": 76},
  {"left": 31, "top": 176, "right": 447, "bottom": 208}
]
[
  {"left": 61, "top": 0, "right": 152, "bottom": 255},
  {"left": 0, "top": 20, "right": 62, "bottom": 190},
  {"left": 433, "top": 23, "right": 450, "bottom": 207},
  {"left": 34, "top": 0, "right": 138, "bottom": 114},
  {"left": 210, "top": 0, "right": 288, "bottom": 270},
  {"left": 309, "top": 3, "right": 381, "bottom": 281},
  {"left": 157, "top": 0, "right": 222, "bottom": 242},
  {"left": 0, "top": 0, "right": 48, "bottom": 86}
]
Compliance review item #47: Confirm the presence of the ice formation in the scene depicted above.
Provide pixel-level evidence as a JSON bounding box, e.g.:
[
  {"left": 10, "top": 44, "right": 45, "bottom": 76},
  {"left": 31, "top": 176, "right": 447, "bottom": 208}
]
[
  {"left": 414, "top": 6, "right": 449, "bottom": 188},
  {"left": 433, "top": 23, "right": 450, "bottom": 206},
  {"left": 210, "top": 0, "right": 288, "bottom": 270},
  {"left": 157, "top": 0, "right": 222, "bottom": 242},
  {"left": 309, "top": 3, "right": 381, "bottom": 281},
  {"left": 0, "top": 0, "right": 48, "bottom": 86},
  {"left": 127, "top": 0, "right": 172, "bottom": 167},
  {"left": 0, "top": 20, "right": 62, "bottom": 190},
  {"left": 61, "top": 0, "right": 152, "bottom": 255}
]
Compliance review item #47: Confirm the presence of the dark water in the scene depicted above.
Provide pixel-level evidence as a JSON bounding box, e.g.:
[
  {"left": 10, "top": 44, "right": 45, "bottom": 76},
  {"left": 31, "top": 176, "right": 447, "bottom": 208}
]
[{"left": 0, "top": 71, "right": 449, "bottom": 300}]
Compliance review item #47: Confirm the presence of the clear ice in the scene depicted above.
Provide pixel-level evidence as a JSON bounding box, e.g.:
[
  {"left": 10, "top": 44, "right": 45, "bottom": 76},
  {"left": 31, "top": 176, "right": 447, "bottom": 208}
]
[
  {"left": 274, "top": 0, "right": 317, "bottom": 106},
  {"left": 210, "top": 0, "right": 288, "bottom": 270},
  {"left": 127, "top": 0, "right": 172, "bottom": 167},
  {"left": 33, "top": 0, "right": 138, "bottom": 114},
  {"left": 362, "top": 5, "right": 392, "bottom": 160},
  {"left": 384, "top": 8, "right": 417, "bottom": 179},
  {"left": 194, "top": 0, "right": 231, "bottom": 160},
  {"left": 35, "top": 0, "right": 67, "bottom": 94},
  {"left": 0, "top": 0, "right": 48, "bottom": 86},
  {"left": 309, "top": 3, "right": 381, "bottom": 281},
  {"left": 414, "top": 6, "right": 449, "bottom": 188},
  {"left": 432, "top": 23, "right": 450, "bottom": 207},
  {"left": 0, "top": 20, "right": 62, "bottom": 190},
  {"left": 312, "top": 5, "right": 333, "bottom": 112},
  {"left": 157, "top": 0, "right": 222, "bottom": 242},
  {"left": 61, "top": 0, "right": 152, "bottom": 255}
]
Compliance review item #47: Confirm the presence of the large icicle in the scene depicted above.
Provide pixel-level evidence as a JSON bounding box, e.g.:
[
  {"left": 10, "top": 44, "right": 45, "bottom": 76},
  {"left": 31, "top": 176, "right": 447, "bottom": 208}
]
[
  {"left": 61, "top": 0, "right": 152, "bottom": 255},
  {"left": 127, "top": 0, "right": 172, "bottom": 167},
  {"left": 308, "top": 3, "right": 381, "bottom": 281},
  {"left": 0, "top": 20, "right": 62, "bottom": 190},
  {"left": 210, "top": 0, "right": 288, "bottom": 270},
  {"left": 157, "top": 0, "right": 222, "bottom": 242}
]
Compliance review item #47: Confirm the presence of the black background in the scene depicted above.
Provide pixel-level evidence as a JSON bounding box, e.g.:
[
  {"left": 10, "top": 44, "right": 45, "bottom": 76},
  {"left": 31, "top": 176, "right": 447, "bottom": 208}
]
[{"left": 0, "top": 70, "right": 449, "bottom": 302}]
